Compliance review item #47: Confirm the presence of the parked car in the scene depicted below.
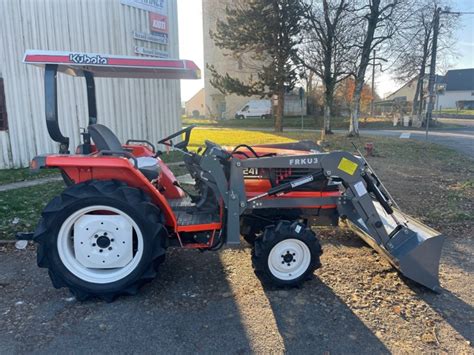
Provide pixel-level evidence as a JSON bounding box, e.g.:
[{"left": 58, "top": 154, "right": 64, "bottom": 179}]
[{"left": 235, "top": 100, "right": 272, "bottom": 119}]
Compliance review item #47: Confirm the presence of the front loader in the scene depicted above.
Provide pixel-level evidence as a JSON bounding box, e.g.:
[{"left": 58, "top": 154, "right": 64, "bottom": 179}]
[{"left": 18, "top": 50, "right": 444, "bottom": 301}]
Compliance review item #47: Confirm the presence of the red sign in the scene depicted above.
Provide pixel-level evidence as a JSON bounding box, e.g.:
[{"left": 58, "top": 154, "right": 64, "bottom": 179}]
[{"left": 149, "top": 13, "right": 168, "bottom": 34}]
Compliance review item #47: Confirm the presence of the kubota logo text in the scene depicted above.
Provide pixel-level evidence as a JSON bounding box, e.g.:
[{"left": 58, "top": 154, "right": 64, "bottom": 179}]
[{"left": 69, "top": 53, "right": 108, "bottom": 65}]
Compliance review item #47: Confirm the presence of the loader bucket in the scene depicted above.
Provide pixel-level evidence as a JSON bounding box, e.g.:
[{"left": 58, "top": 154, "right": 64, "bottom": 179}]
[{"left": 346, "top": 203, "right": 444, "bottom": 292}]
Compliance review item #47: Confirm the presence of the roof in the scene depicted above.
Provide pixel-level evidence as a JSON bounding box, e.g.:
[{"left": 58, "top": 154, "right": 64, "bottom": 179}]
[
  {"left": 23, "top": 50, "right": 201, "bottom": 80},
  {"left": 386, "top": 74, "right": 446, "bottom": 100},
  {"left": 445, "top": 68, "right": 474, "bottom": 91},
  {"left": 185, "top": 88, "right": 205, "bottom": 104}
]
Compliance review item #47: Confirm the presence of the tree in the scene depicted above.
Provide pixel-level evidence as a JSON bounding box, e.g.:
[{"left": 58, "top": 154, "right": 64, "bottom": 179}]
[
  {"left": 334, "top": 77, "right": 375, "bottom": 114},
  {"left": 348, "top": 0, "right": 408, "bottom": 136},
  {"left": 300, "top": 0, "right": 354, "bottom": 136},
  {"left": 208, "top": 0, "right": 303, "bottom": 132},
  {"left": 391, "top": 0, "right": 456, "bottom": 119}
]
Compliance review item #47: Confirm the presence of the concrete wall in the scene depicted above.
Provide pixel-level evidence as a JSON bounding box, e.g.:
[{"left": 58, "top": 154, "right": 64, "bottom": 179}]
[
  {"left": 0, "top": 0, "right": 180, "bottom": 168},
  {"left": 202, "top": 0, "right": 266, "bottom": 119}
]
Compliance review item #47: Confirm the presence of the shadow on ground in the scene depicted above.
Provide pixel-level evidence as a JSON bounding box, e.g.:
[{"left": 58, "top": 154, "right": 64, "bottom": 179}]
[
  {"left": 262, "top": 280, "right": 389, "bottom": 353},
  {"left": 0, "top": 247, "right": 252, "bottom": 353}
]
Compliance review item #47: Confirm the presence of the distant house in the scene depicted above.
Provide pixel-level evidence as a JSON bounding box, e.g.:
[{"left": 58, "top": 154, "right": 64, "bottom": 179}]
[
  {"left": 185, "top": 88, "right": 205, "bottom": 117},
  {"left": 386, "top": 79, "right": 418, "bottom": 102},
  {"left": 437, "top": 68, "right": 474, "bottom": 109},
  {"left": 385, "top": 75, "right": 445, "bottom": 103}
]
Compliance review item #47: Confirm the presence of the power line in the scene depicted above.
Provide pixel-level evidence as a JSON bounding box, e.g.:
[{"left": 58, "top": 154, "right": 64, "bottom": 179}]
[{"left": 442, "top": 11, "right": 474, "bottom": 15}]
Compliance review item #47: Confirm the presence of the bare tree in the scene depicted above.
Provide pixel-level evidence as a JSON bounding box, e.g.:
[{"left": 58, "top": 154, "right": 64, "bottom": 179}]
[
  {"left": 391, "top": 0, "right": 457, "bottom": 119},
  {"left": 348, "top": 0, "right": 408, "bottom": 136},
  {"left": 300, "top": 0, "right": 354, "bottom": 136}
]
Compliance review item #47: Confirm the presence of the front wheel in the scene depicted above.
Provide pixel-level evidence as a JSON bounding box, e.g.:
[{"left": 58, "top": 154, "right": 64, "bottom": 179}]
[
  {"left": 34, "top": 180, "right": 168, "bottom": 301},
  {"left": 252, "top": 221, "right": 322, "bottom": 287}
]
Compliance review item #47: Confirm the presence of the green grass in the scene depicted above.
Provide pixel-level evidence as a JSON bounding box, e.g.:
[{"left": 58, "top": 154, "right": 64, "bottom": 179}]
[
  {"left": 183, "top": 115, "right": 394, "bottom": 130},
  {"left": 0, "top": 182, "right": 65, "bottom": 240},
  {"left": 435, "top": 108, "right": 474, "bottom": 116},
  {"left": 183, "top": 115, "right": 453, "bottom": 131},
  {"left": 0, "top": 167, "right": 59, "bottom": 186}
]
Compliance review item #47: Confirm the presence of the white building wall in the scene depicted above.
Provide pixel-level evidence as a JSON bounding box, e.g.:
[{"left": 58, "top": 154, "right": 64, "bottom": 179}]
[
  {"left": 0, "top": 0, "right": 180, "bottom": 168},
  {"left": 437, "top": 90, "right": 474, "bottom": 109}
]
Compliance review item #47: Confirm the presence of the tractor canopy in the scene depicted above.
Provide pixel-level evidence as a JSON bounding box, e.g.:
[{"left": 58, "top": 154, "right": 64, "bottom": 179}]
[
  {"left": 23, "top": 50, "right": 201, "bottom": 153},
  {"left": 23, "top": 50, "right": 201, "bottom": 79}
]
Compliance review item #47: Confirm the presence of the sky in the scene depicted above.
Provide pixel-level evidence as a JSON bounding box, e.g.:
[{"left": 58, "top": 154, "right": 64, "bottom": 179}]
[{"left": 178, "top": 0, "right": 474, "bottom": 102}]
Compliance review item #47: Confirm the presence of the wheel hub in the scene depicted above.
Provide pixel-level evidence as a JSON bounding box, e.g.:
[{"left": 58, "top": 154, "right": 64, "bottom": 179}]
[
  {"left": 73, "top": 214, "right": 134, "bottom": 269},
  {"left": 96, "top": 235, "right": 111, "bottom": 249},
  {"left": 282, "top": 251, "right": 295, "bottom": 264}
]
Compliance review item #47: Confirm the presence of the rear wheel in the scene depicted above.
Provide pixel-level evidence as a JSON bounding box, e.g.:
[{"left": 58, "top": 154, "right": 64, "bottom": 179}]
[
  {"left": 34, "top": 180, "right": 167, "bottom": 301},
  {"left": 252, "top": 221, "right": 322, "bottom": 287}
]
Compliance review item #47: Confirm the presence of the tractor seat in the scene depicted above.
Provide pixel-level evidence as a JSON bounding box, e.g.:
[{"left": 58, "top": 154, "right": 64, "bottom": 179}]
[{"left": 88, "top": 124, "right": 161, "bottom": 181}]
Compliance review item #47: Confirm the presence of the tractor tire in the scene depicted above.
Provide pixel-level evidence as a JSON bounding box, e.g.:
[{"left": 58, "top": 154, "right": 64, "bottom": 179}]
[
  {"left": 252, "top": 221, "right": 322, "bottom": 287},
  {"left": 34, "top": 180, "right": 168, "bottom": 302}
]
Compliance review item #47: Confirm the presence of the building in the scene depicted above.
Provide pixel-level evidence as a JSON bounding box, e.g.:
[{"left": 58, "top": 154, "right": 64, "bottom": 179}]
[
  {"left": 185, "top": 88, "right": 205, "bottom": 117},
  {"left": 0, "top": 0, "right": 181, "bottom": 169},
  {"left": 385, "top": 69, "right": 474, "bottom": 111},
  {"left": 437, "top": 69, "right": 474, "bottom": 109},
  {"left": 202, "top": 0, "right": 306, "bottom": 120},
  {"left": 386, "top": 75, "right": 445, "bottom": 102}
]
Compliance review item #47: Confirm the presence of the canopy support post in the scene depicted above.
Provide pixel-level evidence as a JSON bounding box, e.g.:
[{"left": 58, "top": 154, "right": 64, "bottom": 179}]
[
  {"left": 84, "top": 71, "right": 97, "bottom": 125},
  {"left": 45, "top": 64, "right": 69, "bottom": 154}
]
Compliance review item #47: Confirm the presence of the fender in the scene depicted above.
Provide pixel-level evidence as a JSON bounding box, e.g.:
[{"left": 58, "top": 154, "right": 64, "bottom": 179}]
[{"left": 31, "top": 154, "right": 178, "bottom": 228}]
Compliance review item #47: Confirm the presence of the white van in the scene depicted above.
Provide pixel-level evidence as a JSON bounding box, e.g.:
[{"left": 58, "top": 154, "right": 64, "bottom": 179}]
[{"left": 235, "top": 100, "right": 272, "bottom": 119}]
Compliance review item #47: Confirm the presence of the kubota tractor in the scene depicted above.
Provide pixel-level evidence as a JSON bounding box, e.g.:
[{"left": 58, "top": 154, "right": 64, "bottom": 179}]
[{"left": 18, "top": 50, "right": 444, "bottom": 301}]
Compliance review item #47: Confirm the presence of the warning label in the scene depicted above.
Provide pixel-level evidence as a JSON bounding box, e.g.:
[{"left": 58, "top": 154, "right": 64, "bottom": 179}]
[{"left": 337, "top": 157, "right": 358, "bottom": 176}]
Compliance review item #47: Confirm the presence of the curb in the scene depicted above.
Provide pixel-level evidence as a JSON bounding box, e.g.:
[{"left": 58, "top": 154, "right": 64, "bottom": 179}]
[{"left": 0, "top": 176, "right": 62, "bottom": 193}]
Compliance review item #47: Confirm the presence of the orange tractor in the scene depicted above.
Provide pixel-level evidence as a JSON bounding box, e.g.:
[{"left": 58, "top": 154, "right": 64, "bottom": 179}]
[{"left": 18, "top": 50, "right": 444, "bottom": 301}]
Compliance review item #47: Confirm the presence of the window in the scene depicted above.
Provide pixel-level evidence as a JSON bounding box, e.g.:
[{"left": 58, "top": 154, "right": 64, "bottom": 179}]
[{"left": 0, "top": 78, "right": 8, "bottom": 131}]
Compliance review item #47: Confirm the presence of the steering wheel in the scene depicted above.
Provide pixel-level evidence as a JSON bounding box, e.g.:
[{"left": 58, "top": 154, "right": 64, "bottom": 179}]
[
  {"left": 204, "top": 140, "right": 231, "bottom": 160},
  {"left": 158, "top": 125, "right": 196, "bottom": 152}
]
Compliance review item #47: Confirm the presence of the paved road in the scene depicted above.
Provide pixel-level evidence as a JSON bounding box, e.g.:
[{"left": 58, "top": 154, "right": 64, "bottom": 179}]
[{"left": 337, "top": 127, "right": 474, "bottom": 160}]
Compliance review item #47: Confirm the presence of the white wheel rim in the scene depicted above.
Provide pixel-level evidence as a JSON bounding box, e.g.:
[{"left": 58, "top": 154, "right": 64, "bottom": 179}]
[
  {"left": 57, "top": 205, "right": 144, "bottom": 284},
  {"left": 268, "top": 239, "right": 311, "bottom": 281}
]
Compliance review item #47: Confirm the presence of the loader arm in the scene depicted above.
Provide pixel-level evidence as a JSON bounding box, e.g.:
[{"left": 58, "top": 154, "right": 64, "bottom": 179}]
[{"left": 225, "top": 151, "right": 444, "bottom": 291}]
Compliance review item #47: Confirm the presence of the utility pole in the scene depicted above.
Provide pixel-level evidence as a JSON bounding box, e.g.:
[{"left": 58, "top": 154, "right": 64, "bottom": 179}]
[
  {"left": 425, "top": 7, "right": 441, "bottom": 140},
  {"left": 370, "top": 50, "right": 376, "bottom": 117}
]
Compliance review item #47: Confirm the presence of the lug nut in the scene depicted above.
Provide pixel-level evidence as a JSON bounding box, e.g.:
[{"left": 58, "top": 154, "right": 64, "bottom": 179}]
[
  {"left": 108, "top": 247, "right": 112, "bottom": 251},
  {"left": 99, "top": 249, "right": 103, "bottom": 253},
  {"left": 92, "top": 243, "right": 96, "bottom": 247}
]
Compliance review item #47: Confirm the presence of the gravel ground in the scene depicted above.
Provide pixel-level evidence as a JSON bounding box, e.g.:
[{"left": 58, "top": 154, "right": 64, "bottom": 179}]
[
  {"left": 0, "top": 146, "right": 473, "bottom": 354},
  {"left": 0, "top": 233, "right": 472, "bottom": 354}
]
